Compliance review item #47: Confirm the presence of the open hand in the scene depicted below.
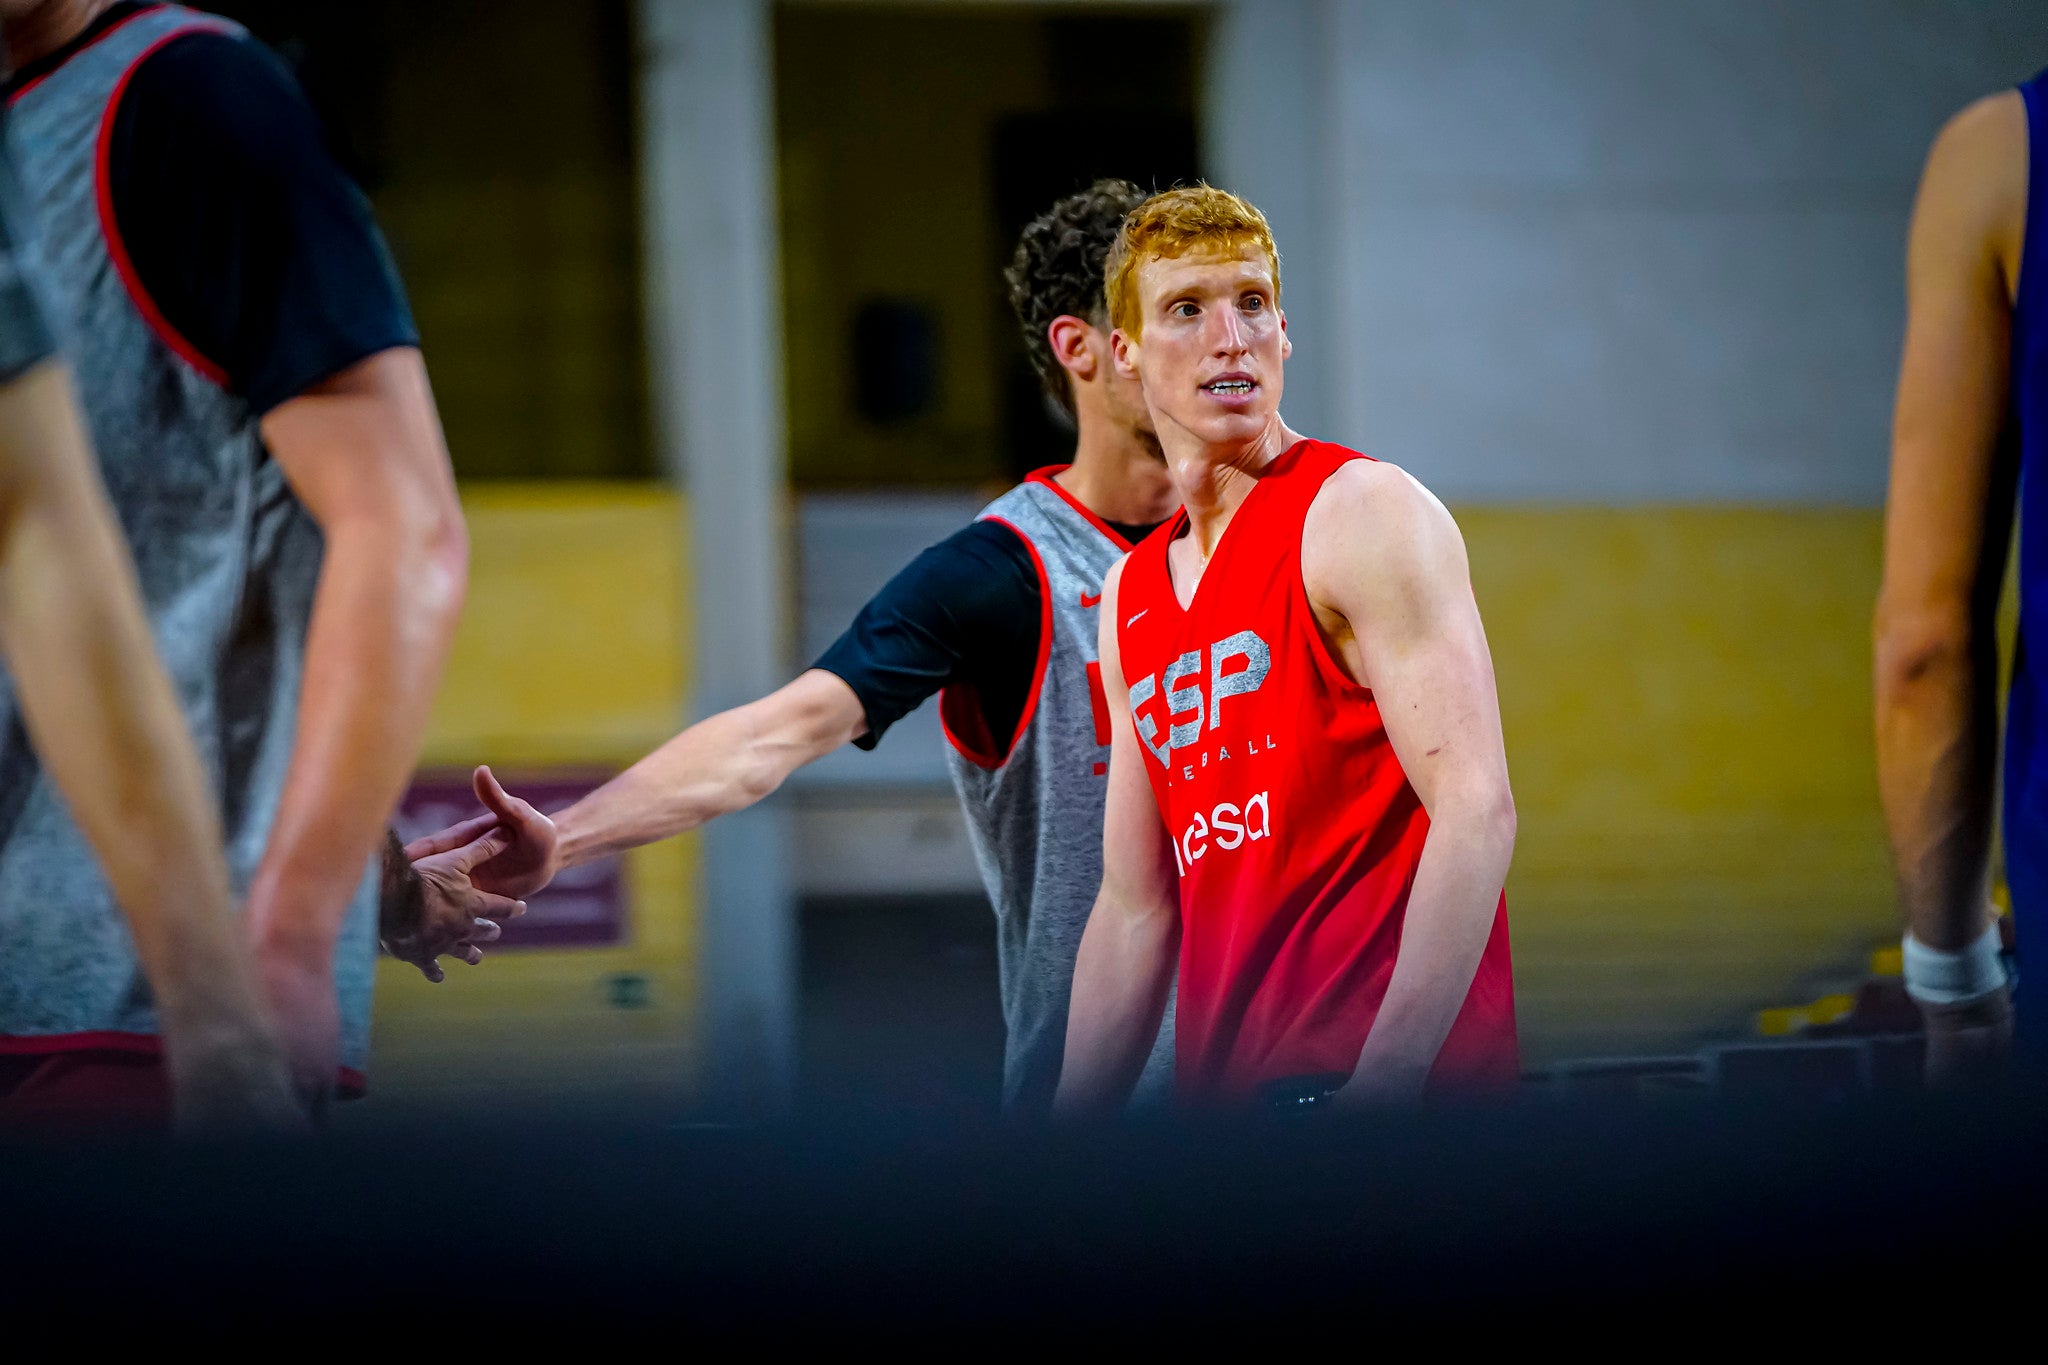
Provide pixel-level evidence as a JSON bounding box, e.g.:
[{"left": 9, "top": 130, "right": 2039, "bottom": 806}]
[
  {"left": 384, "top": 817, "right": 525, "bottom": 983},
  {"left": 454, "top": 765, "right": 561, "bottom": 900}
]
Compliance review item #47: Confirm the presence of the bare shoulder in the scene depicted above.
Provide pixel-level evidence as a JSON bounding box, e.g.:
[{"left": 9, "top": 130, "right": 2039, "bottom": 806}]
[
  {"left": 1932, "top": 89, "right": 2026, "bottom": 169},
  {"left": 1303, "top": 457, "right": 1466, "bottom": 601},
  {"left": 1310, "top": 456, "right": 1447, "bottom": 518},
  {"left": 1916, "top": 90, "right": 2027, "bottom": 279}
]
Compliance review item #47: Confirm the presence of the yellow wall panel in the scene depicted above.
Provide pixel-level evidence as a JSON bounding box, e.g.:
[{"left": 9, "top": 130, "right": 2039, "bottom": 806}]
[
  {"left": 1464, "top": 508, "right": 1894, "bottom": 1061},
  {"left": 420, "top": 483, "right": 688, "bottom": 769},
  {"left": 366, "top": 485, "right": 699, "bottom": 1112}
]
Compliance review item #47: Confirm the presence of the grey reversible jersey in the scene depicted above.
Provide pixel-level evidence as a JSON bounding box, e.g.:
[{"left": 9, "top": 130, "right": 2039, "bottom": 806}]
[
  {"left": 0, "top": 6, "right": 378, "bottom": 1080},
  {"left": 943, "top": 470, "right": 1174, "bottom": 1111}
]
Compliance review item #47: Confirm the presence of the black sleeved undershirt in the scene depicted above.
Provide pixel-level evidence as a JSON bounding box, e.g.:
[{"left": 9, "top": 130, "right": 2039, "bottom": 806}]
[
  {"left": 815, "top": 519, "right": 1043, "bottom": 755},
  {"left": 813, "top": 514, "right": 1163, "bottom": 757},
  {"left": 103, "top": 21, "right": 417, "bottom": 413}
]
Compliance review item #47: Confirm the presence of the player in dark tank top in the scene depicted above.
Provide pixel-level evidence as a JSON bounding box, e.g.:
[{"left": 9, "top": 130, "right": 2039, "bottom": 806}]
[{"left": 1877, "top": 69, "right": 2041, "bottom": 1083}]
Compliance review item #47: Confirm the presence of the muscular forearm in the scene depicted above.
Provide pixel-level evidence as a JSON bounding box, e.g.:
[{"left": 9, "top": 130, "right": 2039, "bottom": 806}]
[
  {"left": 1054, "top": 889, "right": 1178, "bottom": 1113},
  {"left": 0, "top": 364, "right": 266, "bottom": 1035},
  {"left": 1349, "top": 797, "right": 1514, "bottom": 1095},
  {"left": 246, "top": 516, "right": 465, "bottom": 969},
  {"left": 553, "top": 670, "right": 863, "bottom": 869},
  {"left": 1875, "top": 629, "right": 2000, "bottom": 949}
]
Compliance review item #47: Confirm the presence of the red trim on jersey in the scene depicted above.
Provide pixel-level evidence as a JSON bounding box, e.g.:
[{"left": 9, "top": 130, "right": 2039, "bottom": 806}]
[
  {"left": 939, "top": 514, "right": 1054, "bottom": 770},
  {"left": 1152, "top": 441, "right": 1309, "bottom": 621},
  {"left": 1026, "top": 466, "right": 1140, "bottom": 552},
  {"left": 1291, "top": 451, "right": 1378, "bottom": 697},
  {"left": 4, "top": 3, "right": 166, "bottom": 107},
  {"left": 0, "top": 1030, "right": 368, "bottom": 1098},
  {"left": 0, "top": 1028, "right": 164, "bottom": 1057},
  {"left": 93, "top": 19, "right": 237, "bottom": 387}
]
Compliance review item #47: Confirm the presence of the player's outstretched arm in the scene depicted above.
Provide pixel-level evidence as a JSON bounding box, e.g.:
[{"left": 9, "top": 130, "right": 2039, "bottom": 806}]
[
  {"left": 245, "top": 348, "right": 469, "bottom": 1110},
  {"left": 437, "top": 669, "right": 869, "bottom": 904},
  {"left": 1308, "top": 462, "right": 1516, "bottom": 1105},
  {"left": 0, "top": 360, "right": 301, "bottom": 1132},
  {"left": 553, "top": 669, "right": 868, "bottom": 875},
  {"left": 1874, "top": 92, "right": 2026, "bottom": 1082},
  {"left": 427, "top": 517, "right": 1030, "bottom": 907},
  {"left": 1055, "top": 559, "right": 1180, "bottom": 1116}
]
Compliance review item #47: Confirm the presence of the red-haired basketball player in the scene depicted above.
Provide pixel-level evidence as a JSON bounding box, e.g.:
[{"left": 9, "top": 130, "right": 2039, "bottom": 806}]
[{"left": 1055, "top": 186, "right": 1518, "bottom": 1112}]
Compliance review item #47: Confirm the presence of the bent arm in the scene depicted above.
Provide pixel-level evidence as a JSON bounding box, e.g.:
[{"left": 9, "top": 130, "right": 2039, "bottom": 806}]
[
  {"left": 1875, "top": 92, "right": 2025, "bottom": 954},
  {"left": 1309, "top": 466, "right": 1515, "bottom": 1101},
  {"left": 551, "top": 669, "right": 866, "bottom": 869},
  {"left": 1055, "top": 561, "right": 1180, "bottom": 1114},
  {"left": 245, "top": 349, "right": 467, "bottom": 1083},
  {"left": 0, "top": 361, "right": 290, "bottom": 1117}
]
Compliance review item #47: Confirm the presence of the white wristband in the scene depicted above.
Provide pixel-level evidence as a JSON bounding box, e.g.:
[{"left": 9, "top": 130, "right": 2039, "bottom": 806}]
[{"left": 1902, "top": 922, "right": 2007, "bottom": 1006}]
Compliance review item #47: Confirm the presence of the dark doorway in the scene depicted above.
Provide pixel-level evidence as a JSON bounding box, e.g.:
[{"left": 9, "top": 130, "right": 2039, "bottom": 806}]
[
  {"left": 776, "top": 4, "right": 1205, "bottom": 489},
  {"left": 206, "top": 0, "right": 653, "bottom": 481},
  {"left": 990, "top": 107, "right": 1199, "bottom": 480},
  {"left": 798, "top": 894, "right": 1007, "bottom": 1121}
]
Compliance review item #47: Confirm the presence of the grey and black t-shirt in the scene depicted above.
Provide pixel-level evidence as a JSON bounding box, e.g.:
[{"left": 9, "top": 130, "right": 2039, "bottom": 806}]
[{"left": 0, "top": 4, "right": 415, "bottom": 1090}]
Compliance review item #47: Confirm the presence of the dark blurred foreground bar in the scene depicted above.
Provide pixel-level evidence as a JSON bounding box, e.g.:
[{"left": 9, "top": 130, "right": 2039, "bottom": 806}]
[{"left": 0, "top": 1090, "right": 2039, "bottom": 1339}]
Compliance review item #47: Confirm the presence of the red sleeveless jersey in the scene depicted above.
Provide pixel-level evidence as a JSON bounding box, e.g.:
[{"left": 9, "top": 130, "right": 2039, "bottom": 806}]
[{"left": 1116, "top": 440, "right": 1517, "bottom": 1100}]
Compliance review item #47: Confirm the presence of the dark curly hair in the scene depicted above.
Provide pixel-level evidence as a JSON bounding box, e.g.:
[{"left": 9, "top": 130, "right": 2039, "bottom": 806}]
[{"left": 1004, "top": 178, "right": 1149, "bottom": 419}]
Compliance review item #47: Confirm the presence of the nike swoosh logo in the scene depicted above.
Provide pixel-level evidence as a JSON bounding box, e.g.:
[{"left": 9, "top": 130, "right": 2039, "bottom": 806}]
[
  {"left": 1126, "top": 609, "right": 1149, "bottom": 627},
  {"left": 1080, "top": 592, "right": 1101, "bottom": 609}
]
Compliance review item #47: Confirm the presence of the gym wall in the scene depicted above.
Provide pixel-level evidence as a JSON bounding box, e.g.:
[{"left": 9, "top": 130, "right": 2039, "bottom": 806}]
[{"left": 1210, "top": 0, "right": 2048, "bottom": 1055}]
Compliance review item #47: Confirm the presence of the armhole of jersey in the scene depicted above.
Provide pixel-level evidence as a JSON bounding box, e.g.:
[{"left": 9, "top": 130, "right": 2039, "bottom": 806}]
[
  {"left": 2019, "top": 79, "right": 2044, "bottom": 331},
  {"left": 1292, "top": 452, "right": 1379, "bottom": 700},
  {"left": 1114, "top": 524, "right": 1164, "bottom": 675},
  {"left": 939, "top": 515, "right": 1053, "bottom": 771},
  {"left": 94, "top": 22, "right": 236, "bottom": 388}
]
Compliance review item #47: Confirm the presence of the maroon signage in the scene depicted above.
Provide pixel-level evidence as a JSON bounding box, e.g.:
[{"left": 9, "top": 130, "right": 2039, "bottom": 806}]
[{"left": 394, "top": 772, "right": 627, "bottom": 949}]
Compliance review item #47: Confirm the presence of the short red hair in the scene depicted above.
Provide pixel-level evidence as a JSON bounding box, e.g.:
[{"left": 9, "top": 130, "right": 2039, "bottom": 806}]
[{"left": 1104, "top": 184, "right": 1281, "bottom": 339}]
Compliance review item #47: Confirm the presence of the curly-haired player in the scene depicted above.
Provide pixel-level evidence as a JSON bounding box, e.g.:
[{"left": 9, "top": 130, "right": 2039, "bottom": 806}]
[{"left": 414, "top": 181, "right": 1180, "bottom": 1112}]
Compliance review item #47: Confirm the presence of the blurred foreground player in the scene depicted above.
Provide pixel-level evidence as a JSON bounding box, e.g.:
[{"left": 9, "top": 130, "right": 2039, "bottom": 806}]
[
  {"left": 1876, "top": 72, "right": 2043, "bottom": 1083},
  {"left": 0, "top": 120, "right": 297, "bottom": 1130},
  {"left": 0, "top": 1, "right": 474, "bottom": 1116},
  {"left": 420, "top": 182, "right": 1181, "bottom": 1112},
  {"left": 1055, "top": 187, "right": 1518, "bottom": 1113}
]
